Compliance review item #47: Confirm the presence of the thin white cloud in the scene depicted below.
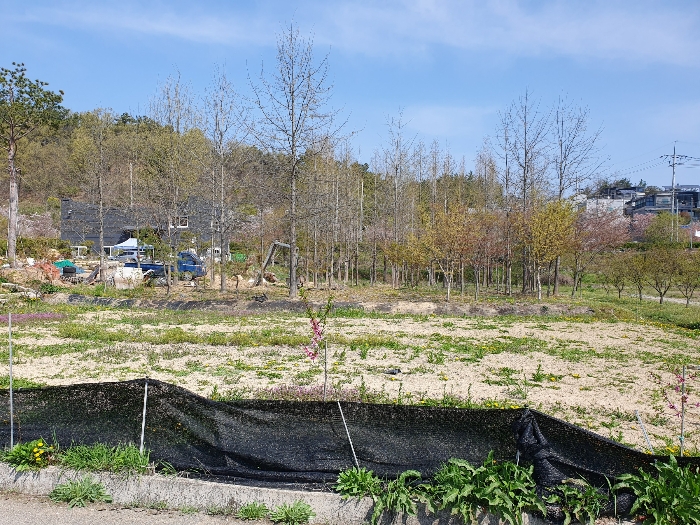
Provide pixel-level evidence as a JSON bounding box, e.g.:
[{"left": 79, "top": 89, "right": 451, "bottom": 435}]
[
  {"left": 12, "top": 0, "right": 700, "bottom": 66},
  {"left": 317, "top": 0, "right": 700, "bottom": 66},
  {"left": 14, "top": 2, "right": 276, "bottom": 47}
]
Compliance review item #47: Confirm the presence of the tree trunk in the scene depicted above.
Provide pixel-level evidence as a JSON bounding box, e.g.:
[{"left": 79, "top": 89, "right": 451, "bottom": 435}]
[
  {"left": 7, "top": 139, "right": 18, "bottom": 267},
  {"left": 289, "top": 168, "right": 298, "bottom": 298},
  {"left": 220, "top": 236, "right": 227, "bottom": 293},
  {"left": 506, "top": 260, "right": 512, "bottom": 296},
  {"left": 553, "top": 256, "right": 561, "bottom": 295},
  {"left": 536, "top": 266, "right": 542, "bottom": 301}
]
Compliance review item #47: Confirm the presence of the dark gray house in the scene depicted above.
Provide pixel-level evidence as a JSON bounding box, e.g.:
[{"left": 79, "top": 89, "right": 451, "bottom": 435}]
[
  {"left": 625, "top": 189, "right": 700, "bottom": 218},
  {"left": 60, "top": 197, "right": 218, "bottom": 254}
]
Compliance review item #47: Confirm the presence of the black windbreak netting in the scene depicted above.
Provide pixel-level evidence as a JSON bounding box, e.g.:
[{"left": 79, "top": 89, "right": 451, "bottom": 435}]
[{"left": 2, "top": 379, "right": 699, "bottom": 491}]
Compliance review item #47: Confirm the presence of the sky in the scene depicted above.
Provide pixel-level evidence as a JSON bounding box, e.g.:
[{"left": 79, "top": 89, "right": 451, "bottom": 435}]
[{"left": 4, "top": 0, "right": 700, "bottom": 188}]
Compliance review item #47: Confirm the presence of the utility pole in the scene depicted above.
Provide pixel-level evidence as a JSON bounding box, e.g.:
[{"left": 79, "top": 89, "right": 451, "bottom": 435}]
[{"left": 660, "top": 145, "right": 700, "bottom": 242}]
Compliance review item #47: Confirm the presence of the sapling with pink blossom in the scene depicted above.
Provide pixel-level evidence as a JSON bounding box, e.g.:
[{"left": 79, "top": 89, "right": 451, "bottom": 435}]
[
  {"left": 652, "top": 365, "right": 700, "bottom": 455},
  {"left": 299, "top": 288, "right": 333, "bottom": 399}
]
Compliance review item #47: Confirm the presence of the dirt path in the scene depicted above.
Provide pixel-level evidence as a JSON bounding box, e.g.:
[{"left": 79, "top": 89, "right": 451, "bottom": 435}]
[{"left": 0, "top": 491, "right": 252, "bottom": 525}]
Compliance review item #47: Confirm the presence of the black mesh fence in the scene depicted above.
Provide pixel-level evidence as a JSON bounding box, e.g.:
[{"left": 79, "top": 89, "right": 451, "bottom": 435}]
[{"left": 1, "top": 379, "right": 699, "bottom": 492}]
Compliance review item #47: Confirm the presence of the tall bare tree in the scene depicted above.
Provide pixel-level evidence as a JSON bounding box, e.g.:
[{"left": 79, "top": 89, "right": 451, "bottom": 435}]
[
  {"left": 250, "top": 23, "right": 342, "bottom": 298},
  {"left": 551, "top": 96, "right": 605, "bottom": 293},
  {"left": 203, "top": 66, "right": 249, "bottom": 292},
  {"left": 505, "top": 90, "right": 551, "bottom": 292}
]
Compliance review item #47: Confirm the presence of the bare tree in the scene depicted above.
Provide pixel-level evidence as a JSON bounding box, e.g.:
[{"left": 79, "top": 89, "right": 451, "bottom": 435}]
[
  {"left": 70, "top": 109, "right": 116, "bottom": 282},
  {"left": 147, "top": 73, "right": 203, "bottom": 293},
  {"left": 551, "top": 96, "right": 606, "bottom": 293},
  {"left": 250, "top": 23, "right": 342, "bottom": 298},
  {"left": 203, "top": 66, "right": 249, "bottom": 292},
  {"left": 505, "top": 90, "right": 551, "bottom": 292},
  {"left": 382, "top": 110, "right": 414, "bottom": 288}
]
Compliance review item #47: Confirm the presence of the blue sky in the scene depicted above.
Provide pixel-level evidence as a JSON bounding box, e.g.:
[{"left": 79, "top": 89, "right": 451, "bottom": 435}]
[{"left": 4, "top": 0, "right": 700, "bottom": 188}]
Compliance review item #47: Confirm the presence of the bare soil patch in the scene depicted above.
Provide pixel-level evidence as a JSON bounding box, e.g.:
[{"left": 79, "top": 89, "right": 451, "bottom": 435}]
[{"left": 7, "top": 295, "right": 700, "bottom": 456}]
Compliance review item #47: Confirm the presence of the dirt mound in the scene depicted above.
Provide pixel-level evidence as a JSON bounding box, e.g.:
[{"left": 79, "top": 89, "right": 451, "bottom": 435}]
[{"left": 44, "top": 293, "right": 594, "bottom": 317}]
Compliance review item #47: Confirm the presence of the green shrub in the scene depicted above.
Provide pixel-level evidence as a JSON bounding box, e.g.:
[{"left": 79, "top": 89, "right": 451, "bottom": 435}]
[
  {"left": 236, "top": 501, "right": 269, "bottom": 520},
  {"left": 269, "top": 501, "right": 315, "bottom": 525},
  {"left": 2, "top": 438, "right": 56, "bottom": 471},
  {"left": 613, "top": 455, "right": 700, "bottom": 524},
  {"left": 39, "top": 283, "right": 66, "bottom": 294},
  {"left": 49, "top": 476, "right": 112, "bottom": 507}
]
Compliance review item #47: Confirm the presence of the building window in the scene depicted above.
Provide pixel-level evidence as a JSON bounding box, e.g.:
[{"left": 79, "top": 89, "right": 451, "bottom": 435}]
[{"left": 170, "top": 216, "right": 189, "bottom": 229}]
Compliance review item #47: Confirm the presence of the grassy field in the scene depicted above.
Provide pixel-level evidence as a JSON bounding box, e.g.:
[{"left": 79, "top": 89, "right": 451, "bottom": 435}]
[{"left": 1, "top": 281, "right": 699, "bottom": 456}]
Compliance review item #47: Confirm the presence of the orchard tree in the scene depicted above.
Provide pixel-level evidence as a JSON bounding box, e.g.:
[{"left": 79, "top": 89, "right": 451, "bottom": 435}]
[
  {"left": 675, "top": 250, "right": 700, "bottom": 307},
  {"left": 570, "top": 209, "right": 630, "bottom": 296},
  {"left": 0, "top": 63, "right": 65, "bottom": 266},
  {"left": 646, "top": 245, "right": 680, "bottom": 304}
]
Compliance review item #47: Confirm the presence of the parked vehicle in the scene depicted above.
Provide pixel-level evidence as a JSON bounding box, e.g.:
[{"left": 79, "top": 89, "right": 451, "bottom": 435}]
[
  {"left": 116, "top": 248, "right": 150, "bottom": 263},
  {"left": 124, "top": 251, "right": 207, "bottom": 281}
]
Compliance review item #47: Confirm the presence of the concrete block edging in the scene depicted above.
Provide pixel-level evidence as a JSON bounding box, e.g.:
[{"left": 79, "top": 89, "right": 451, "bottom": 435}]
[{"left": 0, "top": 463, "right": 561, "bottom": 524}]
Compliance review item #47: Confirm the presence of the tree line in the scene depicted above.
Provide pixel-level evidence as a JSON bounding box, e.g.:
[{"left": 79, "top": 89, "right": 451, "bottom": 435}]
[{"left": 2, "top": 27, "right": 693, "bottom": 300}]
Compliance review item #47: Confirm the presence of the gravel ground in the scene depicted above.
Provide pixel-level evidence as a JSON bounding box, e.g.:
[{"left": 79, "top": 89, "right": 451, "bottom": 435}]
[{"left": 0, "top": 491, "right": 254, "bottom": 525}]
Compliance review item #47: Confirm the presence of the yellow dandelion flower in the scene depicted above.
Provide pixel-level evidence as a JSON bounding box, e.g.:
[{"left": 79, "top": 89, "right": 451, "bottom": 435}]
[
  {"left": 33, "top": 448, "right": 38, "bottom": 452},
  {"left": 572, "top": 374, "right": 580, "bottom": 379},
  {"left": 37, "top": 442, "right": 43, "bottom": 447},
  {"left": 549, "top": 377, "right": 556, "bottom": 381}
]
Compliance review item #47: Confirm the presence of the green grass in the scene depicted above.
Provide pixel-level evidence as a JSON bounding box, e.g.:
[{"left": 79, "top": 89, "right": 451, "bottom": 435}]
[
  {"left": 0, "top": 376, "right": 46, "bottom": 389},
  {"left": 49, "top": 476, "right": 112, "bottom": 507},
  {"left": 59, "top": 443, "right": 150, "bottom": 474}
]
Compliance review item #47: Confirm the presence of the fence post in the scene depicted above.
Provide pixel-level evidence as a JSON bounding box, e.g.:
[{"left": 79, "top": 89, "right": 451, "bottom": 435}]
[
  {"left": 323, "top": 341, "right": 328, "bottom": 402},
  {"left": 140, "top": 377, "right": 149, "bottom": 454},
  {"left": 337, "top": 401, "right": 359, "bottom": 468},
  {"left": 8, "top": 312, "right": 13, "bottom": 449}
]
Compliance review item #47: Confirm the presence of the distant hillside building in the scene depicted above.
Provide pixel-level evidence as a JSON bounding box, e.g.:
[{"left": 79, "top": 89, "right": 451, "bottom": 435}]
[{"left": 626, "top": 189, "right": 700, "bottom": 218}]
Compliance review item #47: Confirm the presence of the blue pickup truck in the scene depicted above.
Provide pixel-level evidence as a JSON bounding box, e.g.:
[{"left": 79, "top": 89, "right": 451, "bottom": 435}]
[{"left": 125, "top": 251, "right": 207, "bottom": 281}]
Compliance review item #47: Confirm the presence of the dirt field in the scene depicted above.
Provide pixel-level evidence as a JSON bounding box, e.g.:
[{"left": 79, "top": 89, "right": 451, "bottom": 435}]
[{"left": 4, "top": 293, "right": 700, "bottom": 456}]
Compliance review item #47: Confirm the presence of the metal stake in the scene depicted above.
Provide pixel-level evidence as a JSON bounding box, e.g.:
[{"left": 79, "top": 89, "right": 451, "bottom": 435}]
[
  {"left": 9, "top": 313, "right": 13, "bottom": 449},
  {"left": 680, "top": 366, "right": 686, "bottom": 456},
  {"left": 635, "top": 410, "right": 654, "bottom": 455},
  {"left": 337, "top": 401, "right": 359, "bottom": 468},
  {"left": 140, "top": 378, "right": 149, "bottom": 454},
  {"left": 323, "top": 340, "right": 328, "bottom": 402}
]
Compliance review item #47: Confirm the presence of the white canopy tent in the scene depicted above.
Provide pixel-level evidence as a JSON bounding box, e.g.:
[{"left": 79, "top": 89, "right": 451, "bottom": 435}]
[{"left": 112, "top": 238, "right": 153, "bottom": 250}]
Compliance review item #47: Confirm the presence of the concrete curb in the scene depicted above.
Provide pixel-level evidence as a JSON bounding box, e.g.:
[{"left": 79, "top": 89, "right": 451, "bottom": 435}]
[{"left": 0, "top": 464, "right": 552, "bottom": 524}]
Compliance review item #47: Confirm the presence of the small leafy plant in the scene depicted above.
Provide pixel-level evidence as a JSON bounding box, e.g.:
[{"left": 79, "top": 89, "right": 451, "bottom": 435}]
[
  {"left": 426, "top": 452, "right": 545, "bottom": 525},
  {"left": 335, "top": 466, "right": 382, "bottom": 500},
  {"left": 236, "top": 501, "right": 269, "bottom": 520},
  {"left": 269, "top": 500, "right": 315, "bottom": 525},
  {"left": 613, "top": 455, "right": 700, "bottom": 524},
  {"left": 371, "top": 470, "right": 422, "bottom": 525},
  {"left": 2, "top": 438, "right": 56, "bottom": 471},
  {"left": 545, "top": 478, "right": 609, "bottom": 525},
  {"left": 49, "top": 476, "right": 113, "bottom": 507}
]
